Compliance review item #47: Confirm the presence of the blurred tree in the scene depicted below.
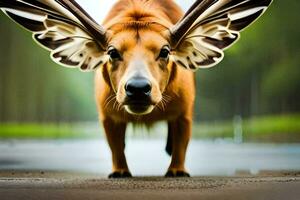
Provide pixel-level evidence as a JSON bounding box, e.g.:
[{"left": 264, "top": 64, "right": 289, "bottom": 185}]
[
  {"left": 195, "top": 0, "right": 300, "bottom": 121},
  {"left": 0, "top": 13, "right": 97, "bottom": 123}
]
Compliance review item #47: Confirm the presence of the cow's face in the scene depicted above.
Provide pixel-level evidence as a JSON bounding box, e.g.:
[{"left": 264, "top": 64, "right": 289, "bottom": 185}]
[{"left": 105, "top": 29, "right": 173, "bottom": 115}]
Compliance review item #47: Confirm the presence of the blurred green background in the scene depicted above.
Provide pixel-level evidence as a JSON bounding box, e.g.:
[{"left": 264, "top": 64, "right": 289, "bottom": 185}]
[{"left": 0, "top": 0, "right": 299, "bottom": 141}]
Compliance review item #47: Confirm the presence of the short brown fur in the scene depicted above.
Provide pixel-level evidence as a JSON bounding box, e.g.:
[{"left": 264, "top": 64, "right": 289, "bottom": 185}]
[{"left": 95, "top": 0, "right": 195, "bottom": 176}]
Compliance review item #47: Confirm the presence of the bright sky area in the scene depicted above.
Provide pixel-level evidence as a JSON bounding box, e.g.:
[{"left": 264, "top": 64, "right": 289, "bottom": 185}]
[{"left": 76, "top": 0, "right": 196, "bottom": 23}]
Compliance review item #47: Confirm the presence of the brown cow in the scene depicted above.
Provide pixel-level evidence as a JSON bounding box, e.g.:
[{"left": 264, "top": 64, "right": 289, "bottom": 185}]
[{"left": 0, "top": 0, "right": 272, "bottom": 178}]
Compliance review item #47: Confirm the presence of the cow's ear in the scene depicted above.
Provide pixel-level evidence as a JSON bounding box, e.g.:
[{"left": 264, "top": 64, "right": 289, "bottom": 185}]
[
  {"left": 0, "top": 0, "right": 109, "bottom": 71},
  {"left": 170, "top": 0, "right": 272, "bottom": 71}
]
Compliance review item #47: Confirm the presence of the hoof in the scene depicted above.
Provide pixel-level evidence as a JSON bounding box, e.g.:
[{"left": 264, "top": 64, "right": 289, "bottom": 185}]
[
  {"left": 165, "top": 170, "right": 190, "bottom": 178},
  {"left": 108, "top": 171, "right": 132, "bottom": 179}
]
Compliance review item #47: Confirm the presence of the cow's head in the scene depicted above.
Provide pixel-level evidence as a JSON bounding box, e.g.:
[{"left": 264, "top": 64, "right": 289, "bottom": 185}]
[
  {"left": 102, "top": 5, "right": 177, "bottom": 115},
  {"left": 104, "top": 30, "right": 172, "bottom": 115}
]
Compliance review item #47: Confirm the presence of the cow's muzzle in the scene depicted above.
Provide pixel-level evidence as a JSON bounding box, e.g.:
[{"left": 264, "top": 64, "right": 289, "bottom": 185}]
[{"left": 124, "top": 78, "right": 154, "bottom": 115}]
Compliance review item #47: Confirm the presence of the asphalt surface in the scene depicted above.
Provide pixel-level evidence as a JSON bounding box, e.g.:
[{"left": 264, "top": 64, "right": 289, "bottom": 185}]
[
  {"left": 0, "top": 139, "right": 300, "bottom": 199},
  {"left": 0, "top": 171, "right": 300, "bottom": 200}
]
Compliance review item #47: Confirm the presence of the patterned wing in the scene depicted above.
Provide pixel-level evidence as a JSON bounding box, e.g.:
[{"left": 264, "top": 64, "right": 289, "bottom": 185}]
[
  {"left": 172, "top": 0, "right": 272, "bottom": 70},
  {"left": 0, "top": 0, "right": 108, "bottom": 71}
]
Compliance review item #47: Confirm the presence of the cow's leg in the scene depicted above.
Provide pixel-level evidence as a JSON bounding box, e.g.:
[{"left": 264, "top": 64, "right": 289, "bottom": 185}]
[
  {"left": 102, "top": 118, "right": 131, "bottom": 178},
  {"left": 166, "top": 115, "right": 192, "bottom": 177}
]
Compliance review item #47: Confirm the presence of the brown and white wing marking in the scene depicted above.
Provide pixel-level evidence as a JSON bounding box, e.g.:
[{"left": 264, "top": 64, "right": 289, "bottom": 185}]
[
  {"left": 171, "top": 0, "right": 273, "bottom": 70},
  {"left": 0, "top": 0, "right": 108, "bottom": 71}
]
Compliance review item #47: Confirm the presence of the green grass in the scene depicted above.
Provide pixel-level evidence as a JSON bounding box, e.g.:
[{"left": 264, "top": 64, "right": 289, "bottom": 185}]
[
  {"left": 193, "top": 114, "right": 300, "bottom": 142},
  {"left": 0, "top": 114, "right": 300, "bottom": 142},
  {"left": 0, "top": 123, "right": 101, "bottom": 139}
]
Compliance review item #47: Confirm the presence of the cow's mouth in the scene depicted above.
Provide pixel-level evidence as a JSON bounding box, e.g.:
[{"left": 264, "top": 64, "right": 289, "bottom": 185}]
[{"left": 124, "top": 104, "right": 154, "bottom": 115}]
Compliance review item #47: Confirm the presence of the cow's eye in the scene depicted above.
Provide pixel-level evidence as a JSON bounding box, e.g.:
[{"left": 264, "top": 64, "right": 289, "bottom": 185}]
[
  {"left": 158, "top": 46, "right": 170, "bottom": 60},
  {"left": 108, "top": 47, "right": 122, "bottom": 60}
]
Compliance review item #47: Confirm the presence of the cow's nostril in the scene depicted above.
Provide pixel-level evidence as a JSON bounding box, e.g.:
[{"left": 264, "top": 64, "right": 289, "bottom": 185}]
[{"left": 125, "top": 78, "right": 152, "bottom": 97}]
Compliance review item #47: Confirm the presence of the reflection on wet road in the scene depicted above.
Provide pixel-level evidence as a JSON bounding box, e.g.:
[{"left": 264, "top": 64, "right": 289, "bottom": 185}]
[{"left": 0, "top": 139, "right": 300, "bottom": 176}]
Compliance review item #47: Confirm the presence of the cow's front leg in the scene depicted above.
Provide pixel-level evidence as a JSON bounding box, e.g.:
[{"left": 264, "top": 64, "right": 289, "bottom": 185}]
[
  {"left": 166, "top": 116, "right": 192, "bottom": 177},
  {"left": 102, "top": 118, "right": 131, "bottom": 178}
]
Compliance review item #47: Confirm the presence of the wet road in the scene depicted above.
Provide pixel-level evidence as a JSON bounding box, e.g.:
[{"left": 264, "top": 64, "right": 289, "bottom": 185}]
[
  {"left": 1, "top": 139, "right": 300, "bottom": 200},
  {"left": 0, "top": 139, "right": 300, "bottom": 176}
]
